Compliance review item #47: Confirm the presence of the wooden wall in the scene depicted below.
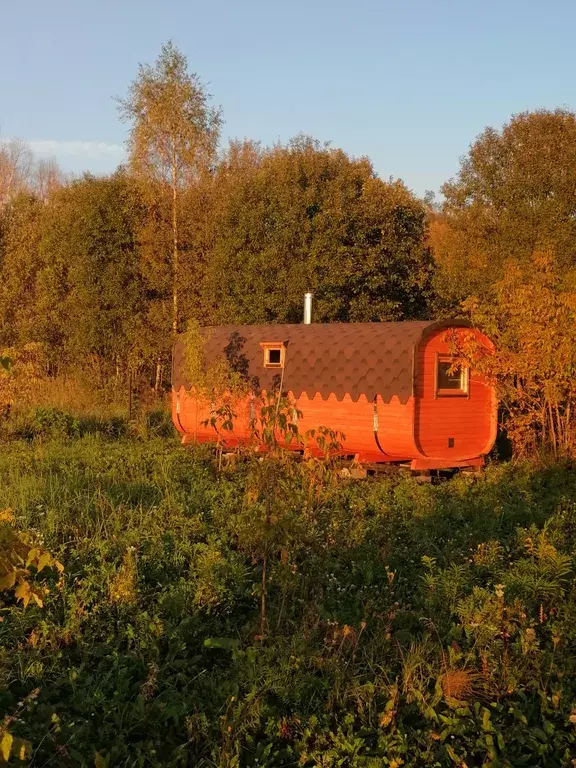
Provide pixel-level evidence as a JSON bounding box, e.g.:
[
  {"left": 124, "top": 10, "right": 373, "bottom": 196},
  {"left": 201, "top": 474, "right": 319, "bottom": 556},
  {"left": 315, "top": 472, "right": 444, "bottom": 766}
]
[
  {"left": 172, "top": 325, "right": 497, "bottom": 469},
  {"left": 414, "top": 328, "right": 496, "bottom": 463}
]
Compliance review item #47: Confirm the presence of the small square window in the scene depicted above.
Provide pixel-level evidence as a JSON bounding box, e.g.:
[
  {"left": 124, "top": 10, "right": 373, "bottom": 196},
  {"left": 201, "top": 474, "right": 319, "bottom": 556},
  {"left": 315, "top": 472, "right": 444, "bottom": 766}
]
[
  {"left": 268, "top": 348, "right": 281, "bottom": 365},
  {"left": 436, "top": 357, "right": 469, "bottom": 397},
  {"left": 260, "top": 342, "right": 285, "bottom": 369}
]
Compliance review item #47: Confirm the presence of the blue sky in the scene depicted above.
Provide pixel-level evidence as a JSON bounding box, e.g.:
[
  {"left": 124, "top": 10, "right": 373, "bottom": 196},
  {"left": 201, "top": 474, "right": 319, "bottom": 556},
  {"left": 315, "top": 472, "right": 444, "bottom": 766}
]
[{"left": 1, "top": 0, "right": 573, "bottom": 196}]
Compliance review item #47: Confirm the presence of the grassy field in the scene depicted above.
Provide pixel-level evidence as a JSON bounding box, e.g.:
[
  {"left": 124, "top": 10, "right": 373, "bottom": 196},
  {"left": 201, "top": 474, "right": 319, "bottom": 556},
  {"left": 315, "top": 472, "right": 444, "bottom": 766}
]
[{"left": 1, "top": 413, "right": 576, "bottom": 766}]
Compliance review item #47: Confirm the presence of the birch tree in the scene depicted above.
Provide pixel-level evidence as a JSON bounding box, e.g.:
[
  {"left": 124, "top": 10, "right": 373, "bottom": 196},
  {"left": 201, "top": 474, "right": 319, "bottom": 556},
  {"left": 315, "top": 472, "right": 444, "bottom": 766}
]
[{"left": 118, "top": 41, "right": 221, "bottom": 336}]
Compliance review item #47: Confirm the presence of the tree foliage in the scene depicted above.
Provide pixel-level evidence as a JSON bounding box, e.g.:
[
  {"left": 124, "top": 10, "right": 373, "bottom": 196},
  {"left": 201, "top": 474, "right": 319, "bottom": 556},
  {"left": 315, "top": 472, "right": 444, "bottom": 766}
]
[
  {"left": 452, "top": 255, "right": 576, "bottom": 458},
  {"left": 204, "top": 136, "right": 433, "bottom": 323},
  {"left": 435, "top": 109, "right": 576, "bottom": 306},
  {"left": 118, "top": 40, "right": 222, "bottom": 335},
  {"left": 48, "top": 173, "right": 146, "bottom": 375},
  {"left": 0, "top": 193, "right": 44, "bottom": 348},
  {"left": 0, "top": 42, "right": 435, "bottom": 400},
  {"left": 0, "top": 174, "right": 146, "bottom": 379}
]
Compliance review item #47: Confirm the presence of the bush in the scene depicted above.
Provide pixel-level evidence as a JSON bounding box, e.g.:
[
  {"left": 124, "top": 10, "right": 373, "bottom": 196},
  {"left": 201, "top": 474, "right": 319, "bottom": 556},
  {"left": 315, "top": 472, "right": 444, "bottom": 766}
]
[
  {"left": 27, "top": 407, "right": 80, "bottom": 439},
  {"left": 2, "top": 407, "right": 133, "bottom": 441}
]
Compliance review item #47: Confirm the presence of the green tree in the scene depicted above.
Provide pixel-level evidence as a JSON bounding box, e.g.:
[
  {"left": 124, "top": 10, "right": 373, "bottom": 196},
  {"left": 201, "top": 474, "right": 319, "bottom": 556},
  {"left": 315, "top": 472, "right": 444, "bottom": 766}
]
[
  {"left": 118, "top": 40, "right": 222, "bottom": 336},
  {"left": 0, "top": 175, "right": 146, "bottom": 382},
  {"left": 203, "top": 136, "right": 433, "bottom": 324},
  {"left": 46, "top": 173, "right": 146, "bottom": 380},
  {"left": 0, "top": 193, "right": 45, "bottom": 349},
  {"left": 436, "top": 109, "right": 576, "bottom": 306}
]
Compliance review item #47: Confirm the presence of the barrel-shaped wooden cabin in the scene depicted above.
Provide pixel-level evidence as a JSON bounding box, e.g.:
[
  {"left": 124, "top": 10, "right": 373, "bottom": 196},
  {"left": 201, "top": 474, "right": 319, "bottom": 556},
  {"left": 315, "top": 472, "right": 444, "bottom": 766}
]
[{"left": 172, "top": 320, "right": 496, "bottom": 470}]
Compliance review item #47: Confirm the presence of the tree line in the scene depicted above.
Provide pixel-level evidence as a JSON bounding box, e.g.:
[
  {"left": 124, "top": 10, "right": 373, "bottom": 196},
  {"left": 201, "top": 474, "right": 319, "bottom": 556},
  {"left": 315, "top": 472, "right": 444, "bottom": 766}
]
[{"left": 2, "top": 41, "right": 576, "bottom": 456}]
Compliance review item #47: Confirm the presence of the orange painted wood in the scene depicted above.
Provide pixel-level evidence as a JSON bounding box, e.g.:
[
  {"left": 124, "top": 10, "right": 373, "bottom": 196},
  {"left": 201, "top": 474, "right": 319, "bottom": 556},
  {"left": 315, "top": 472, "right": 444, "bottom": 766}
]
[
  {"left": 173, "top": 389, "right": 414, "bottom": 462},
  {"left": 413, "top": 328, "right": 496, "bottom": 462},
  {"left": 294, "top": 392, "right": 412, "bottom": 462},
  {"left": 374, "top": 394, "right": 418, "bottom": 459},
  {"left": 172, "top": 325, "right": 497, "bottom": 469}
]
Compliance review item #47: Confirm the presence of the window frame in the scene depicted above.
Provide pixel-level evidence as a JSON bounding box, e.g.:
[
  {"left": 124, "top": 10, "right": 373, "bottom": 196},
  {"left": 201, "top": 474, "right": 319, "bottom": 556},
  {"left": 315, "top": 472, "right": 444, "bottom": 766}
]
[
  {"left": 434, "top": 354, "right": 470, "bottom": 398},
  {"left": 260, "top": 341, "right": 286, "bottom": 369}
]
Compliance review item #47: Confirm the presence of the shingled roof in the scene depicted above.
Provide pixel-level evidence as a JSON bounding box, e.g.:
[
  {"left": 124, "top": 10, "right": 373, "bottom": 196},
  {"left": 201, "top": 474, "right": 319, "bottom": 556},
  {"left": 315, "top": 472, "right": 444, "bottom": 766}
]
[{"left": 172, "top": 320, "right": 469, "bottom": 405}]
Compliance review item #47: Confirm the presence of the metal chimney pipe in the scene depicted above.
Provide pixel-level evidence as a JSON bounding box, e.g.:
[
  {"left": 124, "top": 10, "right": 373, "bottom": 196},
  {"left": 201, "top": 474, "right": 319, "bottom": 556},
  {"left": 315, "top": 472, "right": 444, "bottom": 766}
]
[{"left": 303, "top": 292, "right": 313, "bottom": 324}]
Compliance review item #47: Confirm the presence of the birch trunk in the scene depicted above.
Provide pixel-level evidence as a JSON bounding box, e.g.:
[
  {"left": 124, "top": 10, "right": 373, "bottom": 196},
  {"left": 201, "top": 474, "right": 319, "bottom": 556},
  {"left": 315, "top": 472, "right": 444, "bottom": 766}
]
[{"left": 171, "top": 146, "right": 179, "bottom": 336}]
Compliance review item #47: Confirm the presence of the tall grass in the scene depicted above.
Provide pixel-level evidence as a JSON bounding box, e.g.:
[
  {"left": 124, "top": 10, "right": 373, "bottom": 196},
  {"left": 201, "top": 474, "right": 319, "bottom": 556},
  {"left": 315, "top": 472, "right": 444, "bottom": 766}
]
[{"left": 1, "top": 433, "right": 576, "bottom": 765}]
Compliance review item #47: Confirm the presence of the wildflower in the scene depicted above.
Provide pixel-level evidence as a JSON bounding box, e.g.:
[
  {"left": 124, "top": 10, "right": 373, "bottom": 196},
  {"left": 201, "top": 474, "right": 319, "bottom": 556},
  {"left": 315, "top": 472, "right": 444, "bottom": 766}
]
[{"left": 495, "top": 584, "right": 505, "bottom": 598}]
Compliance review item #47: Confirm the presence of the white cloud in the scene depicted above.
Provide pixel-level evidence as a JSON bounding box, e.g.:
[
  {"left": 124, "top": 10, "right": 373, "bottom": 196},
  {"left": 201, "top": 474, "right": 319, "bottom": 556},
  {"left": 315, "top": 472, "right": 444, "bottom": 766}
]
[{"left": 28, "top": 139, "right": 125, "bottom": 159}]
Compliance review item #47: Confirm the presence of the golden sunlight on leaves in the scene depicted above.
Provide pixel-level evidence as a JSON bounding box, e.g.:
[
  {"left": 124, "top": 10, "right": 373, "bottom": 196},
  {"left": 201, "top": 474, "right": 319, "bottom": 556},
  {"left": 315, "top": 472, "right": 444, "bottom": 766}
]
[
  {"left": 109, "top": 550, "right": 138, "bottom": 605},
  {"left": 0, "top": 733, "right": 12, "bottom": 763},
  {"left": 0, "top": 510, "right": 63, "bottom": 607}
]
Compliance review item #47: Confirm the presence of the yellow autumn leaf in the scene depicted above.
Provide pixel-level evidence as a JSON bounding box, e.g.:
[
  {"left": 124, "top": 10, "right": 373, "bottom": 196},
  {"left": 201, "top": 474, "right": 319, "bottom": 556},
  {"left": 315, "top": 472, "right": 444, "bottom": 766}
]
[
  {"left": 0, "top": 731, "right": 13, "bottom": 762},
  {"left": 17, "top": 739, "right": 31, "bottom": 760},
  {"left": 14, "top": 580, "right": 30, "bottom": 607},
  {"left": 26, "top": 548, "right": 40, "bottom": 567},
  {"left": 36, "top": 552, "right": 52, "bottom": 572},
  {"left": 31, "top": 590, "right": 44, "bottom": 608}
]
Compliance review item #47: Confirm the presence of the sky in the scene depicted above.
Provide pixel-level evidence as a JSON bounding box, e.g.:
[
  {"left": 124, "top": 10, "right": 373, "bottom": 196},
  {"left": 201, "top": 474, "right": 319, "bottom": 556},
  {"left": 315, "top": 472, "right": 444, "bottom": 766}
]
[{"left": 1, "top": 0, "right": 574, "bottom": 197}]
